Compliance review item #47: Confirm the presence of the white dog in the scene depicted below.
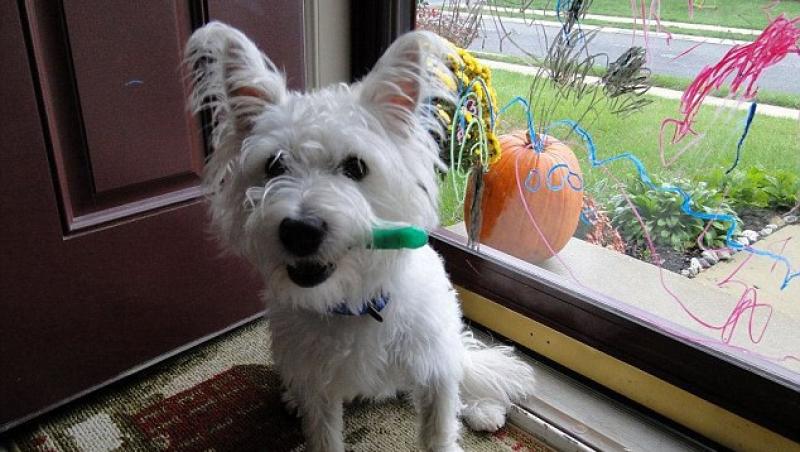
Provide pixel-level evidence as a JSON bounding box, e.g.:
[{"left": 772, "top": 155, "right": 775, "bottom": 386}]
[{"left": 186, "top": 22, "right": 535, "bottom": 452}]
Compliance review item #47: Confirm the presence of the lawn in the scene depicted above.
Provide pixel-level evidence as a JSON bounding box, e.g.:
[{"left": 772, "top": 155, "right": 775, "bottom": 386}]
[
  {"left": 438, "top": 68, "right": 800, "bottom": 224},
  {"left": 494, "top": 0, "right": 800, "bottom": 30}
]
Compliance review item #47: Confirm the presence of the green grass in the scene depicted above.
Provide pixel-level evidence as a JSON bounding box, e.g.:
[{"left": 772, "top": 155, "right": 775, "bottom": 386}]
[
  {"left": 471, "top": 50, "right": 800, "bottom": 109},
  {"left": 439, "top": 173, "right": 468, "bottom": 226},
  {"left": 494, "top": 0, "right": 800, "bottom": 30},
  {"left": 438, "top": 68, "right": 800, "bottom": 219}
]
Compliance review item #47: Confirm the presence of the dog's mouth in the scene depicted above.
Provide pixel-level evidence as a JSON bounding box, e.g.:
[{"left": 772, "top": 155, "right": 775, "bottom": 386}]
[{"left": 287, "top": 261, "right": 336, "bottom": 288}]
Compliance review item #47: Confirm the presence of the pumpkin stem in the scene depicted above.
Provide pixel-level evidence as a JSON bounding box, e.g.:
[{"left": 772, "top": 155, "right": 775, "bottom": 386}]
[{"left": 466, "top": 162, "right": 486, "bottom": 249}]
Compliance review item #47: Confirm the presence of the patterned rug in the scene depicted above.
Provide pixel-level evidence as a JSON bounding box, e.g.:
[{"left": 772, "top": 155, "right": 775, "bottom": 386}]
[{"left": 3, "top": 319, "right": 554, "bottom": 451}]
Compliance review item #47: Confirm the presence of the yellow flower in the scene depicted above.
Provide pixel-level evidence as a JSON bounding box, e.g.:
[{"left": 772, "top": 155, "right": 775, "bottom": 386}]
[
  {"left": 436, "top": 68, "right": 457, "bottom": 92},
  {"left": 486, "top": 132, "right": 503, "bottom": 164},
  {"left": 437, "top": 107, "right": 451, "bottom": 125},
  {"left": 442, "top": 46, "right": 503, "bottom": 167}
]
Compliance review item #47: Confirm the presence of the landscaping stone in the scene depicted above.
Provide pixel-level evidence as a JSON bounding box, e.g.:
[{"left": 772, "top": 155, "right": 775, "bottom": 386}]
[
  {"left": 689, "top": 258, "right": 703, "bottom": 274},
  {"left": 681, "top": 269, "right": 691, "bottom": 277},
  {"left": 759, "top": 228, "right": 773, "bottom": 237},
  {"left": 785, "top": 215, "right": 798, "bottom": 224},
  {"left": 717, "top": 249, "right": 733, "bottom": 261},
  {"left": 701, "top": 250, "right": 719, "bottom": 265},
  {"left": 766, "top": 223, "right": 778, "bottom": 230},
  {"left": 735, "top": 236, "right": 750, "bottom": 247},
  {"left": 741, "top": 229, "right": 759, "bottom": 243},
  {"left": 698, "top": 258, "right": 711, "bottom": 269}
]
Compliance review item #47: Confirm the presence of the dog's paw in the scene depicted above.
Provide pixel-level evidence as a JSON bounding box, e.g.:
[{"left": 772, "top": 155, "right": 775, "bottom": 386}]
[
  {"left": 462, "top": 402, "right": 506, "bottom": 432},
  {"left": 281, "top": 390, "right": 299, "bottom": 416}
]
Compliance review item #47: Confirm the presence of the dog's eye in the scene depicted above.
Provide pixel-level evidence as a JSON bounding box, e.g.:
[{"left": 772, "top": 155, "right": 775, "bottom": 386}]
[
  {"left": 265, "top": 154, "right": 287, "bottom": 179},
  {"left": 341, "top": 156, "right": 368, "bottom": 181}
]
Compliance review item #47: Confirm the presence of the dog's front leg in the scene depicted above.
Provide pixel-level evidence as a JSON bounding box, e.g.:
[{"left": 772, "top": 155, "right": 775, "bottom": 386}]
[
  {"left": 297, "top": 392, "right": 344, "bottom": 452},
  {"left": 414, "top": 377, "right": 463, "bottom": 452}
]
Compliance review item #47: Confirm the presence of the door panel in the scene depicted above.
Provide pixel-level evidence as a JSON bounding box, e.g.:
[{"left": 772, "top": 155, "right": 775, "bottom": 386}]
[
  {"left": 0, "top": 0, "right": 305, "bottom": 431},
  {"left": 26, "top": 0, "right": 206, "bottom": 232},
  {"left": 62, "top": 0, "right": 202, "bottom": 194}
]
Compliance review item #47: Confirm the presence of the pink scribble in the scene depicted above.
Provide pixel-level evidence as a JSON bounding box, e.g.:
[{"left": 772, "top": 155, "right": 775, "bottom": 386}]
[
  {"left": 608, "top": 170, "right": 775, "bottom": 345},
  {"left": 762, "top": 0, "right": 782, "bottom": 19},
  {"left": 768, "top": 236, "right": 792, "bottom": 273},
  {"left": 630, "top": 1, "right": 673, "bottom": 58},
  {"left": 638, "top": 0, "right": 649, "bottom": 54},
  {"left": 714, "top": 253, "right": 773, "bottom": 344},
  {"left": 695, "top": 185, "right": 733, "bottom": 251},
  {"left": 631, "top": 0, "right": 638, "bottom": 40},
  {"left": 508, "top": 151, "right": 799, "bottom": 369},
  {"left": 648, "top": 0, "right": 673, "bottom": 44},
  {"left": 512, "top": 146, "right": 583, "bottom": 285},
  {"left": 659, "top": 14, "right": 800, "bottom": 166},
  {"left": 671, "top": 41, "right": 704, "bottom": 61}
]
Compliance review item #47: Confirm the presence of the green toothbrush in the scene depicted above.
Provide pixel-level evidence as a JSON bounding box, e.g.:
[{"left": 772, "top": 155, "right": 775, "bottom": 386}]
[{"left": 370, "top": 226, "right": 429, "bottom": 249}]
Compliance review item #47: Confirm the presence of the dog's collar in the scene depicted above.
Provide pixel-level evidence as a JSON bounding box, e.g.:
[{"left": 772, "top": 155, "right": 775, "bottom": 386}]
[{"left": 330, "top": 293, "right": 390, "bottom": 322}]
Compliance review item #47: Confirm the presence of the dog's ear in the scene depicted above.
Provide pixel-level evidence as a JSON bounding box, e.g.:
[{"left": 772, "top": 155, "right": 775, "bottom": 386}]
[
  {"left": 359, "top": 31, "right": 454, "bottom": 137},
  {"left": 186, "top": 21, "right": 286, "bottom": 137}
]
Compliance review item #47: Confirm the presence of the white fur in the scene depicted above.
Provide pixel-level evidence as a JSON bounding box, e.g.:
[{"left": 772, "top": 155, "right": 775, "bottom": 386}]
[{"left": 186, "top": 22, "right": 535, "bottom": 452}]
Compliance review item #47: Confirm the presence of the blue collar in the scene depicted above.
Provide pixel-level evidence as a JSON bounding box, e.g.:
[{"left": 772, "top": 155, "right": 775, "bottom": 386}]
[{"left": 330, "top": 293, "right": 390, "bottom": 322}]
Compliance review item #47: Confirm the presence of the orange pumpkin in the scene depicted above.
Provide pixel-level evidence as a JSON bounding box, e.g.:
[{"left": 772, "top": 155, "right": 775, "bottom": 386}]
[{"left": 465, "top": 131, "right": 583, "bottom": 263}]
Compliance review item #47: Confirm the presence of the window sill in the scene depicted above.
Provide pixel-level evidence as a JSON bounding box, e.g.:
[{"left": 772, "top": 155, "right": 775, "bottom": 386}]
[
  {"left": 471, "top": 328, "right": 713, "bottom": 451},
  {"left": 431, "top": 226, "right": 800, "bottom": 445},
  {"left": 446, "top": 223, "right": 799, "bottom": 382},
  {"left": 463, "top": 289, "right": 796, "bottom": 451}
]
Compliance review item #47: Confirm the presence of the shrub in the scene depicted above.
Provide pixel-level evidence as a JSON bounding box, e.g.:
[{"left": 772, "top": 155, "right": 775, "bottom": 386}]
[
  {"left": 609, "top": 179, "right": 741, "bottom": 251},
  {"left": 705, "top": 166, "right": 800, "bottom": 211}
]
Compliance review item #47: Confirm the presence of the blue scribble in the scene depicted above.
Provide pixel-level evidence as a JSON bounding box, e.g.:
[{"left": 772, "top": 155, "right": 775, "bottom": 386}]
[
  {"left": 499, "top": 96, "right": 584, "bottom": 193},
  {"left": 726, "top": 102, "right": 757, "bottom": 174},
  {"left": 552, "top": 119, "right": 797, "bottom": 290},
  {"left": 496, "top": 97, "right": 797, "bottom": 290}
]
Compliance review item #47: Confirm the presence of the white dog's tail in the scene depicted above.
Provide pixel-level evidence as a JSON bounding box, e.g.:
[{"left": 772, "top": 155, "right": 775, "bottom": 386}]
[{"left": 459, "top": 331, "right": 536, "bottom": 432}]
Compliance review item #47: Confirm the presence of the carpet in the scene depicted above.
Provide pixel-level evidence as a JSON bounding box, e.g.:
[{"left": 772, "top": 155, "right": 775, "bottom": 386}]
[{"left": 4, "top": 319, "right": 554, "bottom": 451}]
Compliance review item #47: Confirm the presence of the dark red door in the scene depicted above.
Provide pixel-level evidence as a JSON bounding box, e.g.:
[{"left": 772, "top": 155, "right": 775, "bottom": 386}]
[{"left": 0, "top": 0, "right": 304, "bottom": 431}]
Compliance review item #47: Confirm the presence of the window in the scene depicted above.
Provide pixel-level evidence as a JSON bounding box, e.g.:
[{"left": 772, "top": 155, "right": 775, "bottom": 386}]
[{"left": 355, "top": 0, "right": 800, "bottom": 446}]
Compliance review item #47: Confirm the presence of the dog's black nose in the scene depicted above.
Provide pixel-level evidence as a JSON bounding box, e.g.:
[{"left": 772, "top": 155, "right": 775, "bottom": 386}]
[{"left": 279, "top": 216, "right": 327, "bottom": 257}]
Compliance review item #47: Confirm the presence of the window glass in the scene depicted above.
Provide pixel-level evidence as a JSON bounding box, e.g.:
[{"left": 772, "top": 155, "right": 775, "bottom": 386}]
[{"left": 417, "top": 0, "right": 800, "bottom": 382}]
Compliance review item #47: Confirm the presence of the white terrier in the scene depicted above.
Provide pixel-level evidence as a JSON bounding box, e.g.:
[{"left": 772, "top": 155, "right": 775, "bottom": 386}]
[{"left": 186, "top": 22, "right": 535, "bottom": 452}]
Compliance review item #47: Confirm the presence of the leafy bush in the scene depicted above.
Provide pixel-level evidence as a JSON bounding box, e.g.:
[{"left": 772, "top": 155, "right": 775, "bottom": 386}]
[
  {"left": 705, "top": 166, "right": 800, "bottom": 210},
  {"left": 609, "top": 179, "right": 741, "bottom": 251}
]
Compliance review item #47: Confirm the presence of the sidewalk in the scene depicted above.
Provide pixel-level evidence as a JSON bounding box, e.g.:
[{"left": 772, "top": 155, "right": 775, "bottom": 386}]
[
  {"left": 695, "top": 224, "right": 800, "bottom": 308},
  {"left": 480, "top": 59, "right": 800, "bottom": 120}
]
